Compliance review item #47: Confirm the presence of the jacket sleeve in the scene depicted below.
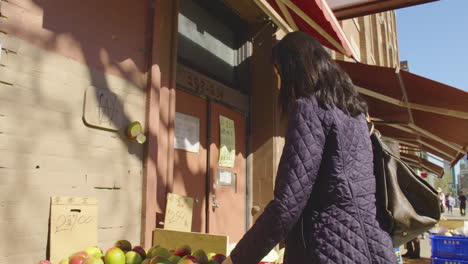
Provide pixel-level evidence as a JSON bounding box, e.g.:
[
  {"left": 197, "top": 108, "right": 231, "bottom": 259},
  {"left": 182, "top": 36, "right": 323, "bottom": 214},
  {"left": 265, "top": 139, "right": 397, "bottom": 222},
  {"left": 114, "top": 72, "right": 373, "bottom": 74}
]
[{"left": 230, "top": 100, "right": 327, "bottom": 264}]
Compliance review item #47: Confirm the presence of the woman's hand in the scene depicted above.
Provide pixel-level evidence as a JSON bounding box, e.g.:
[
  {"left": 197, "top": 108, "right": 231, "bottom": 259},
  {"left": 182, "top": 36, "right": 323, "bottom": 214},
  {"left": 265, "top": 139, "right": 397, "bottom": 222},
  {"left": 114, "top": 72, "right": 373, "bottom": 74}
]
[{"left": 221, "top": 256, "right": 233, "bottom": 264}]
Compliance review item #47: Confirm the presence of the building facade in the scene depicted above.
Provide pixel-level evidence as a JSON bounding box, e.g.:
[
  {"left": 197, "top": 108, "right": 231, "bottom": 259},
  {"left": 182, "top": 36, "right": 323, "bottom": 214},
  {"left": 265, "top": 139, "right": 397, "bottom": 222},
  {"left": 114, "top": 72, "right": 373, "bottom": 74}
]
[{"left": 0, "top": 0, "right": 401, "bottom": 262}]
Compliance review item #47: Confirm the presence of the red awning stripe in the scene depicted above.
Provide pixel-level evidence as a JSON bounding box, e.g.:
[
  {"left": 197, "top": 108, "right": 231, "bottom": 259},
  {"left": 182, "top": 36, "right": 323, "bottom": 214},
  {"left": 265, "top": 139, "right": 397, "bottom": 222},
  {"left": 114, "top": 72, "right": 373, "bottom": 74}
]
[{"left": 254, "top": 0, "right": 356, "bottom": 57}]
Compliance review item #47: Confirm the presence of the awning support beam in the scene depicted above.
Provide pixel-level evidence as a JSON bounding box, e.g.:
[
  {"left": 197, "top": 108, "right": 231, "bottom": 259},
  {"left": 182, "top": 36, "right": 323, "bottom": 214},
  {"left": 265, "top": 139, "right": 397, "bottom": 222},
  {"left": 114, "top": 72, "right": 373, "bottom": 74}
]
[
  {"left": 356, "top": 85, "right": 468, "bottom": 120},
  {"left": 275, "top": 0, "right": 298, "bottom": 30},
  {"left": 253, "top": 0, "right": 293, "bottom": 33},
  {"left": 372, "top": 118, "right": 457, "bottom": 161}
]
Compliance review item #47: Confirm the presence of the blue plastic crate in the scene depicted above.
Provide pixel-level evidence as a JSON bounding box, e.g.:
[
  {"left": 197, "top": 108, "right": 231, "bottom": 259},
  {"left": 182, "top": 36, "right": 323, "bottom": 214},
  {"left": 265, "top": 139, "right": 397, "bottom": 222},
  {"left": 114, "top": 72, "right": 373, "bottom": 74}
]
[
  {"left": 431, "top": 235, "right": 468, "bottom": 260},
  {"left": 432, "top": 257, "right": 468, "bottom": 264}
]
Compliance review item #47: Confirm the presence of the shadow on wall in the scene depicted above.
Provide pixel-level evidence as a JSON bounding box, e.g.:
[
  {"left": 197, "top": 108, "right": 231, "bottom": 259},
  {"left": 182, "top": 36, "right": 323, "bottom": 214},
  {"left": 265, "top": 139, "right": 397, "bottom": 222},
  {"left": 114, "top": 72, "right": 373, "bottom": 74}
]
[{"left": 0, "top": 0, "right": 172, "bottom": 260}]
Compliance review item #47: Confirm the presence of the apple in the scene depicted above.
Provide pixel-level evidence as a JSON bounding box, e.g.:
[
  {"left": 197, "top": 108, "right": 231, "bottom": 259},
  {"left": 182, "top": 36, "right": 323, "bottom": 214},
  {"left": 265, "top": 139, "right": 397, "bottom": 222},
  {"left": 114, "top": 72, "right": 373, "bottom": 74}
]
[
  {"left": 126, "top": 251, "right": 143, "bottom": 264},
  {"left": 70, "top": 251, "right": 89, "bottom": 259},
  {"left": 70, "top": 255, "right": 88, "bottom": 264},
  {"left": 115, "top": 240, "right": 133, "bottom": 252},
  {"left": 38, "top": 261, "right": 52, "bottom": 264},
  {"left": 105, "top": 247, "right": 126, "bottom": 264},
  {"left": 178, "top": 256, "right": 199, "bottom": 264},
  {"left": 191, "top": 250, "right": 208, "bottom": 264},
  {"left": 147, "top": 247, "right": 171, "bottom": 259},
  {"left": 168, "top": 255, "right": 181, "bottom": 264},
  {"left": 174, "top": 245, "right": 191, "bottom": 257},
  {"left": 132, "top": 246, "right": 147, "bottom": 259},
  {"left": 211, "top": 254, "right": 226, "bottom": 263},
  {"left": 83, "top": 256, "right": 104, "bottom": 264},
  {"left": 206, "top": 253, "right": 216, "bottom": 260},
  {"left": 148, "top": 257, "right": 171, "bottom": 264},
  {"left": 84, "top": 246, "right": 103, "bottom": 258}
]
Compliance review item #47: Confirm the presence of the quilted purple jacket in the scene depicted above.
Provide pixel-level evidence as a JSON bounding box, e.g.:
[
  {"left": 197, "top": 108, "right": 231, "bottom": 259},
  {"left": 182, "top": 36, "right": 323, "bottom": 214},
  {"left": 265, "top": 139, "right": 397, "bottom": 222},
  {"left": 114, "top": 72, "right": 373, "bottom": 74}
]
[{"left": 230, "top": 96, "right": 395, "bottom": 264}]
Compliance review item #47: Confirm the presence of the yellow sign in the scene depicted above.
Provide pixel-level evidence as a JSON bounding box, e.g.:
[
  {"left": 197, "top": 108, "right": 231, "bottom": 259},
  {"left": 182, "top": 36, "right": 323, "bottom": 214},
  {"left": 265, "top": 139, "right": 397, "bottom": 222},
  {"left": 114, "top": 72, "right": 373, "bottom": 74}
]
[
  {"left": 164, "top": 193, "right": 194, "bottom": 232},
  {"left": 219, "top": 115, "right": 235, "bottom": 168}
]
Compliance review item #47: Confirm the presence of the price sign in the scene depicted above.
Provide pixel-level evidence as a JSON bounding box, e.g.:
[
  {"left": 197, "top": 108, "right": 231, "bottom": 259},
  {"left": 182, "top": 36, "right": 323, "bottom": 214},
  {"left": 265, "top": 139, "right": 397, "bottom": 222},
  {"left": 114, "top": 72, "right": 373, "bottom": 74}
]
[{"left": 50, "top": 197, "right": 98, "bottom": 264}]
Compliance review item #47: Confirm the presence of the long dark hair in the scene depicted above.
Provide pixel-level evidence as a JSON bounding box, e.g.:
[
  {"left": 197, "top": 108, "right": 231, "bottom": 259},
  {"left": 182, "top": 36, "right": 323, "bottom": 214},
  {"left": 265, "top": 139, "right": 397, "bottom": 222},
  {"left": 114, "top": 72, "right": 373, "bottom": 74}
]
[{"left": 272, "top": 31, "right": 367, "bottom": 117}]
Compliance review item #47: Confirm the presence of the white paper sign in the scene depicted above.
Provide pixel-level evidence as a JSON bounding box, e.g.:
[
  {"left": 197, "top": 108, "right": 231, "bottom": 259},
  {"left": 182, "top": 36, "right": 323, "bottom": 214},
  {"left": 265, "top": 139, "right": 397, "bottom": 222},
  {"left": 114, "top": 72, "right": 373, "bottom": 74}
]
[
  {"left": 174, "top": 112, "right": 200, "bottom": 153},
  {"left": 218, "top": 169, "right": 234, "bottom": 185}
]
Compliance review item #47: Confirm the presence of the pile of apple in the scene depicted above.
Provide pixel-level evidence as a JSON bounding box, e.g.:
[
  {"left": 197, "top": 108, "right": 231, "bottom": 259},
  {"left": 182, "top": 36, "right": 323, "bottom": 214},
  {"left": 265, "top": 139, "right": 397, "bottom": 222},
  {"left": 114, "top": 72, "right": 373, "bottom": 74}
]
[{"left": 37, "top": 240, "right": 227, "bottom": 264}]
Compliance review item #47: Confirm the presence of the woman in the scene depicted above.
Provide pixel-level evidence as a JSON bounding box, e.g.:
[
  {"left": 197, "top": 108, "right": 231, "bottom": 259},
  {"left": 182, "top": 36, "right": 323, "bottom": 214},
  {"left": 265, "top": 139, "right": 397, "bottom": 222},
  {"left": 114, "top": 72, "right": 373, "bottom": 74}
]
[{"left": 222, "top": 32, "right": 395, "bottom": 264}]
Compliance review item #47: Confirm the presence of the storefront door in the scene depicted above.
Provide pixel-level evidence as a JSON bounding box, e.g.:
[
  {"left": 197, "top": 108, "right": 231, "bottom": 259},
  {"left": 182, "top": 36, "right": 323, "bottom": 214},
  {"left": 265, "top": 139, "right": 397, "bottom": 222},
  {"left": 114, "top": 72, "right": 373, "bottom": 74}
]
[
  {"left": 174, "top": 89, "right": 246, "bottom": 243},
  {"left": 208, "top": 102, "right": 246, "bottom": 244}
]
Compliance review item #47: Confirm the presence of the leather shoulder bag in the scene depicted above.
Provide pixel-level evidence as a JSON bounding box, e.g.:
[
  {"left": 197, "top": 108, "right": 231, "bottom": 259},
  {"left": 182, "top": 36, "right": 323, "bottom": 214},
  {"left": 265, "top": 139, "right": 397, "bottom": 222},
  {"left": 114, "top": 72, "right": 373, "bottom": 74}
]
[{"left": 370, "top": 130, "right": 441, "bottom": 247}]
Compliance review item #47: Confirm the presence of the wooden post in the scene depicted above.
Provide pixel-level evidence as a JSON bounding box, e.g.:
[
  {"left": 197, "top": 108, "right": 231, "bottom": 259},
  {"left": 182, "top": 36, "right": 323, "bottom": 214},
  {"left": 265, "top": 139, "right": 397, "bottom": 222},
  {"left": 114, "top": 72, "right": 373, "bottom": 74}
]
[{"left": 143, "top": 0, "right": 179, "bottom": 248}]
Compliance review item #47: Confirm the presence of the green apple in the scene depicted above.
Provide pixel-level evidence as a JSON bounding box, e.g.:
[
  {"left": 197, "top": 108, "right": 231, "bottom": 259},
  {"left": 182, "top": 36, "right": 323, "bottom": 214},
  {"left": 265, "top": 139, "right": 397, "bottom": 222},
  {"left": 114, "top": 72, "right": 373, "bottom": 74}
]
[
  {"left": 84, "top": 247, "right": 103, "bottom": 258},
  {"left": 126, "top": 251, "right": 143, "bottom": 264},
  {"left": 105, "top": 247, "right": 126, "bottom": 264},
  {"left": 147, "top": 247, "right": 171, "bottom": 259},
  {"left": 83, "top": 256, "right": 104, "bottom": 264},
  {"left": 192, "top": 249, "right": 208, "bottom": 264},
  {"left": 168, "top": 255, "right": 181, "bottom": 264}
]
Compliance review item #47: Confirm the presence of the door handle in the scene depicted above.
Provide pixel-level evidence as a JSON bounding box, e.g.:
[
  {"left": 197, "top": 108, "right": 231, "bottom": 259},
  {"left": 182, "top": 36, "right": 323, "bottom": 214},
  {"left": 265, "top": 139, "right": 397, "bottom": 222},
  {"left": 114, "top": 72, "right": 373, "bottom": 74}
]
[{"left": 212, "top": 202, "right": 220, "bottom": 208}]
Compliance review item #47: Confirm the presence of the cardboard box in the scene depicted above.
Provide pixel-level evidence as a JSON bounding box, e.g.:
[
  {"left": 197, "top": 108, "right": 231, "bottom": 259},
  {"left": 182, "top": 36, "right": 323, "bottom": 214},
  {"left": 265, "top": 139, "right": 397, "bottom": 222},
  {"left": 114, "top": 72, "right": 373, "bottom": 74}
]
[{"left": 153, "top": 228, "right": 228, "bottom": 255}]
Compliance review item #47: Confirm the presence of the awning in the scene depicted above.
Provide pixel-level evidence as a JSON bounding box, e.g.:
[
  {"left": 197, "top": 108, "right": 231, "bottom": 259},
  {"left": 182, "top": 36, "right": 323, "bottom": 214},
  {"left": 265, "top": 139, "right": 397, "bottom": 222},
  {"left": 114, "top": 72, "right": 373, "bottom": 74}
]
[
  {"left": 253, "top": 0, "right": 356, "bottom": 58},
  {"left": 327, "top": 0, "right": 440, "bottom": 20},
  {"left": 337, "top": 60, "right": 468, "bottom": 175},
  {"left": 399, "top": 152, "right": 444, "bottom": 176}
]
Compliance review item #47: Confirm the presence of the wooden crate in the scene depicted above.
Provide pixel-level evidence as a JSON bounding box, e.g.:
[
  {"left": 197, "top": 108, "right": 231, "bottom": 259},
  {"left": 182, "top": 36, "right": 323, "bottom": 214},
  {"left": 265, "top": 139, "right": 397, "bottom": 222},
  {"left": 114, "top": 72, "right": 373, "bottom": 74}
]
[{"left": 153, "top": 228, "right": 228, "bottom": 255}]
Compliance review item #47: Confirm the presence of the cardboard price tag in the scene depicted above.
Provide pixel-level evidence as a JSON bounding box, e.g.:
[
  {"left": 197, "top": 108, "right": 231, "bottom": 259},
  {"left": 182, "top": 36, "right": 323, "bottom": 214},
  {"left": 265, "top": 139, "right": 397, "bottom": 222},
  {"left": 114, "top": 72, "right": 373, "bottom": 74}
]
[
  {"left": 49, "top": 197, "right": 98, "bottom": 264},
  {"left": 164, "top": 193, "right": 193, "bottom": 232}
]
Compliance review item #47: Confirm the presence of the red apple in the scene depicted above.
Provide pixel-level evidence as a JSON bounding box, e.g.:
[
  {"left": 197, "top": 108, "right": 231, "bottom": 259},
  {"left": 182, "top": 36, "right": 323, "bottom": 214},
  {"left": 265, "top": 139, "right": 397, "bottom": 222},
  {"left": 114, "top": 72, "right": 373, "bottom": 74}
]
[
  {"left": 114, "top": 240, "right": 132, "bottom": 252},
  {"left": 69, "top": 255, "right": 87, "bottom": 264},
  {"left": 69, "top": 251, "right": 89, "bottom": 259},
  {"left": 132, "top": 246, "right": 147, "bottom": 259},
  {"left": 174, "top": 245, "right": 191, "bottom": 257},
  {"left": 211, "top": 254, "right": 226, "bottom": 263}
]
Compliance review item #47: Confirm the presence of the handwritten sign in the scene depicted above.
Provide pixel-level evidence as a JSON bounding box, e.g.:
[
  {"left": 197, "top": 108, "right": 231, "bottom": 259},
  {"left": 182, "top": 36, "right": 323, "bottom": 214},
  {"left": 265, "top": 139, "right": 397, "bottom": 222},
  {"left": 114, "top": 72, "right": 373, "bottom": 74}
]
[
  {"left": 219, "top": 115, "right": 235, "bottom": 168},
  {"left": 164, "top": 193, "right": 194, "bottom": 232},
  {"left": 50, "top": 197, "right": 98, "bottom": 264},
  {"left": 83, "top": 86, "right": 145, "bottom": 131},
  {"left": 174, "top": 112, "right": 200, "bottom": 153}
]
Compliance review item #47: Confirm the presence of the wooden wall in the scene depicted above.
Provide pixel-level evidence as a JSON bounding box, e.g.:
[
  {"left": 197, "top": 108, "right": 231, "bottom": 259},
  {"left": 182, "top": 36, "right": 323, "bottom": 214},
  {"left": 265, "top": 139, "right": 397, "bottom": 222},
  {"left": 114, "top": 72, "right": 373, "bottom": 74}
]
[
  {"left": 0, "top": 1, "right": 149, "bottom": 262},
  {"left": 249, "top": 25, "right": 287, "bottom": 223}
]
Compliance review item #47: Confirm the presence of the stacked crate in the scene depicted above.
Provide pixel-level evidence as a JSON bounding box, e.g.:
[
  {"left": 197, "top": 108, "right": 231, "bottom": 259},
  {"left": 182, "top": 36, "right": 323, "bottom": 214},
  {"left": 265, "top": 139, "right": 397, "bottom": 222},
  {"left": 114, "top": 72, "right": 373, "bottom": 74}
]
[{"left": 430, "top": 235, "right": 468, "bottom": 263}]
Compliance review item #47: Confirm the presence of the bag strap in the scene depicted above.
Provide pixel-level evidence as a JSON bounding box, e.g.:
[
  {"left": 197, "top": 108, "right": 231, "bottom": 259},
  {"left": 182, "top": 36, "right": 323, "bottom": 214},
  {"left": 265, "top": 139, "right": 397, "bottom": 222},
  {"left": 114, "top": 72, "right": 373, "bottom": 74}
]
[{"left": 365, "top": 113, "right": 375, "bottom": 136}]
